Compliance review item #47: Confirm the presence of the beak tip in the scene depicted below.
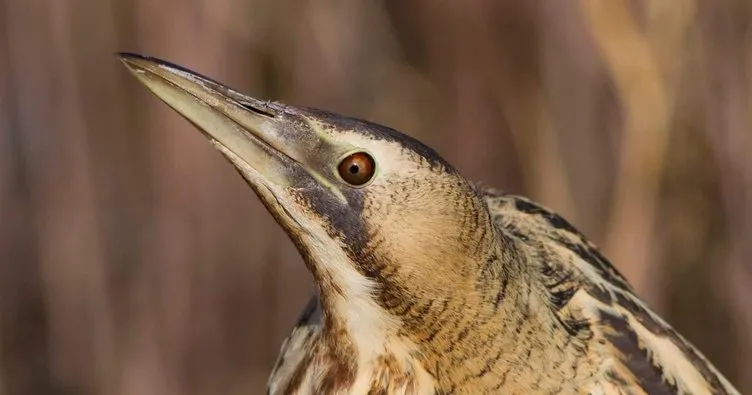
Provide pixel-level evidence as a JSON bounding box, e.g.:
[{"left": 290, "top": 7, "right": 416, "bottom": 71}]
[
  {"left": 116, "top": 52, "right": 149, "bottom": 73},
  {"left": 115, "top": 53, "right": 216, "bottom": 86}
]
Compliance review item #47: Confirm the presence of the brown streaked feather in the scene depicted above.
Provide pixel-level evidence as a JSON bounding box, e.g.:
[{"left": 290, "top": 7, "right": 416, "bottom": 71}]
[
  {"left": 484, "top": 188, "right": 739, "bottom": 395},
  {"left": 267, "top": 297, "right": 320, "bottom": 395},
  {"left": 268, "top": 296, "right": 435, "bottom": 395},
  {"left": 268, "top": 186, "right": 738, "bottom": 394}
]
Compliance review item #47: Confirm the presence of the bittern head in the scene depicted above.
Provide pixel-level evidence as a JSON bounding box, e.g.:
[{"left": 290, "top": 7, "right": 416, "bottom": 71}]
[{"left": 119, "top": 54, "right": 496, "bottom": 327}]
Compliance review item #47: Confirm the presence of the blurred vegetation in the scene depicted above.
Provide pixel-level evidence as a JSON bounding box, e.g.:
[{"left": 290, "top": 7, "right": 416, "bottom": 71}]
[{"left": 0, "top": 0, "right": 750, "bottom": 394}]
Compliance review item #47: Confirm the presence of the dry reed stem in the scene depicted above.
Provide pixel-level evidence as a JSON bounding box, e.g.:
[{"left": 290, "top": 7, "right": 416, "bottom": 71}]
[{"left": 579, "top": 0, "right": 680, "bottom": 303}]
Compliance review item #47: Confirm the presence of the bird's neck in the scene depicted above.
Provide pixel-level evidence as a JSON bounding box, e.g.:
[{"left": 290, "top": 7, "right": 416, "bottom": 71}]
[
  {"left": 388, "top": 233, "right": 588, "bottom": 392},
  {"left": 306, "top": 205, "right": 584, "bottom": 392},
  {"left": 326, "top": 229, "right": 583, "bottom": 392}
]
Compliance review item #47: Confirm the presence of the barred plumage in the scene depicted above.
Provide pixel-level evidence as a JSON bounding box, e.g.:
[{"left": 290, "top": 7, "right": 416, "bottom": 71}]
[{"left": 120, "top": 53, "right": 740, "bottom": 395}]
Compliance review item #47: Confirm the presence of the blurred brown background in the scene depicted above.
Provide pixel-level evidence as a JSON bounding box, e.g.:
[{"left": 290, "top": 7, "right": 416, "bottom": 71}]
[{"left": 0, "top": 0, "right": 750, "bottom": 394}]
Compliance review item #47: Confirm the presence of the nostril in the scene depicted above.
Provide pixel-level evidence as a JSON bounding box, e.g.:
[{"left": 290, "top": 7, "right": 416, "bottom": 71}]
[{"left": 237, "top": 100, "right": 276, "bottom": 118}]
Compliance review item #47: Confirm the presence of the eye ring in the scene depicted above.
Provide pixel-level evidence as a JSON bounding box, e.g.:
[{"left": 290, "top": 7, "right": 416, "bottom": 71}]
[{"left": 337, "top": 152, "right": 376, "bottom": 186}]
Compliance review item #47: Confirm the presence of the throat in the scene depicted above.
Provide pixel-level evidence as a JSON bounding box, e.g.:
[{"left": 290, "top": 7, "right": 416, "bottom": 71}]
[
  {"left": 299, "top": 231, "right": 434, "bottom": 392},
  {"left": 318, "top": 281, "right": 399, "bottom": 359},
  {"left": 315, "top": 288, "right": 437, "bottom": 394},
  {"left": 296, "top": 228, "right": 400, "bottom": 359}
]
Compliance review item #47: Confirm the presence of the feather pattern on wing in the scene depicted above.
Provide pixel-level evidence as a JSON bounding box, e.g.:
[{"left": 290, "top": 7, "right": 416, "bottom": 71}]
[{"left": 483, "top": 188, "right": 739, "bottom": 395}]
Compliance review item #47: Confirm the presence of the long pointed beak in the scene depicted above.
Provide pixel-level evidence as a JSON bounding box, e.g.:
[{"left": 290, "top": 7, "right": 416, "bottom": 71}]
[{"left": 117, "top": 52, "right": 331, "bottom": 190}]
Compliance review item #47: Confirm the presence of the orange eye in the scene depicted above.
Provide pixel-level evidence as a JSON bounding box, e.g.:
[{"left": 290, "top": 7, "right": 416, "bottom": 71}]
[{"left": 338, "top": 152, "right": 375, "bottom": 186}]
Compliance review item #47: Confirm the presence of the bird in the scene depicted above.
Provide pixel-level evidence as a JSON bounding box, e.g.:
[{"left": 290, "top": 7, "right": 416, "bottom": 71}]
[{"left": 118, "top": 53, "right": 740, "bottom": 395}]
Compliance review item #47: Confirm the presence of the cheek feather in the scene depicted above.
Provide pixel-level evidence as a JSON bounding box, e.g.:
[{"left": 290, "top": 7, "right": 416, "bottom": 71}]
[{"left": 361, "top": 174, "right": 485, "bottom": 292}]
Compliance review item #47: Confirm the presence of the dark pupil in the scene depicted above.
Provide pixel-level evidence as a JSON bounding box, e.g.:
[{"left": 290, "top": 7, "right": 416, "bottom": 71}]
[{"left": 349, "top": 164, "right": 359, "bottom": 174}]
